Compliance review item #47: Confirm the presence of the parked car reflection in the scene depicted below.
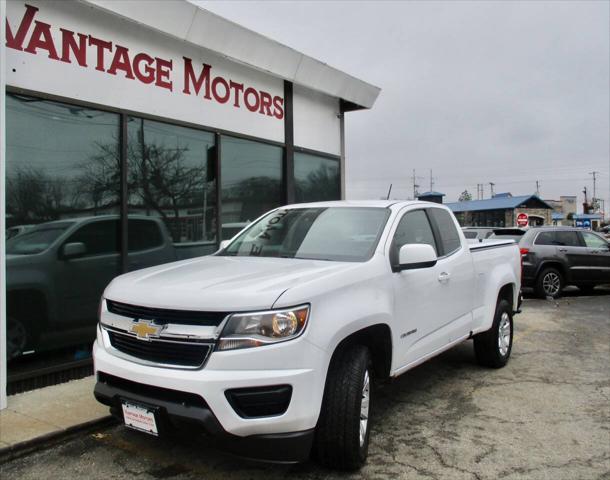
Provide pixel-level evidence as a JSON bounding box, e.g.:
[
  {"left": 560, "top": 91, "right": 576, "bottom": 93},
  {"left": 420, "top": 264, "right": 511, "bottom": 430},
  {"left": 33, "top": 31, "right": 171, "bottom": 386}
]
[{"left": 6, "top": 215, "right": 176, "bottom": 360}]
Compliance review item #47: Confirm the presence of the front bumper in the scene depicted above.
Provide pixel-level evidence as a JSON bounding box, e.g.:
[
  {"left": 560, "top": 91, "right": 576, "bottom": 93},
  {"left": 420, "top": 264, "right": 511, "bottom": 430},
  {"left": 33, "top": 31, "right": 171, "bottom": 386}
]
[
  {"left": 92, "top": 335, "right": 327, "bottom": 461},
  {"left": 94, "top": 371, "right": 314, "bottom": 462}
]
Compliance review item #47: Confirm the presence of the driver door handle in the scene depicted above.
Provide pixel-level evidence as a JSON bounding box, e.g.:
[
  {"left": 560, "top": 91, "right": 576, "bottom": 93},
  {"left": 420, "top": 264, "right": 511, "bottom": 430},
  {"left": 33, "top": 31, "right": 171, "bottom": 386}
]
[
  {"left": 558, "top": 248, "right": 568, "bottom": 253},
  {"left": 438, "top": 272, "right": 451, "bottom": 284}
]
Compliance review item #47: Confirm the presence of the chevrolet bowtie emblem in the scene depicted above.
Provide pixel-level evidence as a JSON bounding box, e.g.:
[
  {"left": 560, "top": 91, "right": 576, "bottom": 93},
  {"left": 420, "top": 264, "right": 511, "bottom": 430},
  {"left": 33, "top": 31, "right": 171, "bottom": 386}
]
[{"left": 130, "top": 320, "right": 164, "bottom": 340}]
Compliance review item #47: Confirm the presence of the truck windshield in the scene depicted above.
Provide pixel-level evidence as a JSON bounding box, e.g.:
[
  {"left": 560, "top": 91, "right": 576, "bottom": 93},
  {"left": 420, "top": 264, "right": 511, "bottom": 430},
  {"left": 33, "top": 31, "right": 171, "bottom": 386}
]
[
  {"left": 219, "top": 207, "right": 390, "bottom": 262},
  {"left": 6, "top": 223, "right": 73, "bottom": 255}
]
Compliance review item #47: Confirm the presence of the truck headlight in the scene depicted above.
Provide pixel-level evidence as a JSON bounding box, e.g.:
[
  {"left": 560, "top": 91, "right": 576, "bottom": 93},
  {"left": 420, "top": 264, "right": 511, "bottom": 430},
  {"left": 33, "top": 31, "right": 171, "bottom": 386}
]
[{"left": 217, "top": 305, "right": 310, "bottom": 351}]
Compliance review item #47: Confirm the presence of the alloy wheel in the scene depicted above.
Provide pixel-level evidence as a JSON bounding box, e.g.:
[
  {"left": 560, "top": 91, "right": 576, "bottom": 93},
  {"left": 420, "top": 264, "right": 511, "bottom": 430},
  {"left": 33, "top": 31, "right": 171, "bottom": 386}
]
[
  {"left": 542, "top": 272, "right": 561, "bottom": 296},
  {"left": 498, "top": 312, "right": 511, "bottom": 357},
  {"left": 359, "top": 369, "right": 370, "bottom": 447}
]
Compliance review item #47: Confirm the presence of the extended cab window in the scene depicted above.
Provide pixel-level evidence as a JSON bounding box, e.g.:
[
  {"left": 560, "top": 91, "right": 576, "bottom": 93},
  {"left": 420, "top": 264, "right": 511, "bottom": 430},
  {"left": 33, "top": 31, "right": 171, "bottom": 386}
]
[
  {"left": 390, "top": 210, "right": 437, "bottom": 265},
  {"left": 582, "top": 232, "right": 608, "bottom": 249},
  {"left": 128, "top": 219, "right": 164, "bottom": 251},
  {"left": 65, "top": 220, "right": 119, "bottom": 256},
  {"left": 428, "top": 208, "right": 461, "bottom": 256}
]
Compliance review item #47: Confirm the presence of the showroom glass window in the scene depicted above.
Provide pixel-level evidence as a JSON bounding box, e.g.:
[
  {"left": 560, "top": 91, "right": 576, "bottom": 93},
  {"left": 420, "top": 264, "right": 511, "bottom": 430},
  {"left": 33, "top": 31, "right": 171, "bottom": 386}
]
[
  {"left": 294, "top": 152, "right": 340, "bottom": 203},
  {"left": 221, "top": 136, "right": 283, "bottom": 239},
  {"left": 5, "top": 94, "right": 120, "bottom": 361},
  {"left": 127, "top": 118, "right": 217, "bottom": 259}
]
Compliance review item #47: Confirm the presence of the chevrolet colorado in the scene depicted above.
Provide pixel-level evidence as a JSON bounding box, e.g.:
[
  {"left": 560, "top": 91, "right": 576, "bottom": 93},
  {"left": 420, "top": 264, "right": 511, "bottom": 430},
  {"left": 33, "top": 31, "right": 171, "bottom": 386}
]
[{"left": 93, "top": 200, "right": 521, "bottom": 470}]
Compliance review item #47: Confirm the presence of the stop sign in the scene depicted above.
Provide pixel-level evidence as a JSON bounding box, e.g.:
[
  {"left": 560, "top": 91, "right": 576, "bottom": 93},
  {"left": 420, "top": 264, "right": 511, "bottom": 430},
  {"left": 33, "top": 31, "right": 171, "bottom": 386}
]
[{"left": 516, "top": 213, "right": 529, "bottom": 227}]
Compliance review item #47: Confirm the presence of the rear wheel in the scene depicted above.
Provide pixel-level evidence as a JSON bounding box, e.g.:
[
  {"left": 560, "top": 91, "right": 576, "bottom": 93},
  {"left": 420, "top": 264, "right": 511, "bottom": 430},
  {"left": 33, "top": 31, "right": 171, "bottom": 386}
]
[
  {"left": 474, "top": 299, "right": 513, "bottom": 368},
  {"left": 536, "top": 267, "right": 564, "bottom": 298},
  {"left": 314, "top": 344, "right": 372, "bottom": 470}
]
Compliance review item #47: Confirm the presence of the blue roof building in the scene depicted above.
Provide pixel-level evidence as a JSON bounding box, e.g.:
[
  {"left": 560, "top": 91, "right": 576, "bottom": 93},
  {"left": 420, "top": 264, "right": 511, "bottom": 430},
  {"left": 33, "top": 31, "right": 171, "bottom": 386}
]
[{"left": 446, "top": 194, "right": 553, "bottom": 227}]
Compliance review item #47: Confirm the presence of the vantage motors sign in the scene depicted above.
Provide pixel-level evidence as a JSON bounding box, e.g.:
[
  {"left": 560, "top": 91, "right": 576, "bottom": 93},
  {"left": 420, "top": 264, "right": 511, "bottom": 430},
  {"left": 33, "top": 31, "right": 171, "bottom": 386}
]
[{"left": 5, "top": 1, "right": 285, "bottom": 142}]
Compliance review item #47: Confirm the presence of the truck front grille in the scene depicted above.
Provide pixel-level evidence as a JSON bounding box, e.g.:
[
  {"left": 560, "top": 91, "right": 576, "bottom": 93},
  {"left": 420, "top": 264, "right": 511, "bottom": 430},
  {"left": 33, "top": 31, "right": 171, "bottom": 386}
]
[
  {"left": 108, "top": 331, "right": 213, "bottom": 368},
  {"left": 106, "top": 300, "right": 228, "bottom": 327}
]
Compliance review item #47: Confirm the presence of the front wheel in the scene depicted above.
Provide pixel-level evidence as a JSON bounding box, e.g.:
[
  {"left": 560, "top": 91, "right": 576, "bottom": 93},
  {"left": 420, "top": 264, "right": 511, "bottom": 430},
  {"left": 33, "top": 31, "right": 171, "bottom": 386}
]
[
  {"left": 314, "top": 344, "right": 372, "bottom": 470},
  {"left": 474, "top": 299, "right": 513, "bottom": 368}
]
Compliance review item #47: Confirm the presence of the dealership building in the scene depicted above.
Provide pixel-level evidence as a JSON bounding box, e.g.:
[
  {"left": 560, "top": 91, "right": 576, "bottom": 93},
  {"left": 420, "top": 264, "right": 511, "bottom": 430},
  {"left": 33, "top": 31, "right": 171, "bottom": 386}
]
[{"left": 0, "top": 0, "right": 380, "bottom": 408}]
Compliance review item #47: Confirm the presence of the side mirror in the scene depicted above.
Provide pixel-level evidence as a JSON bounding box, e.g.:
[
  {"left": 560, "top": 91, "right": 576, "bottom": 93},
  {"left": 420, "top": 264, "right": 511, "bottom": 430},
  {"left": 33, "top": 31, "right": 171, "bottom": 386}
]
[
  {"left": 61, "top": 242, "right": 86, "bottom": 259},
  {"left": 393, "top": 244, "right": 437, "bottom": 272},
  {"left": 219, "top": 240, "right": 230, "bottom": 250}
]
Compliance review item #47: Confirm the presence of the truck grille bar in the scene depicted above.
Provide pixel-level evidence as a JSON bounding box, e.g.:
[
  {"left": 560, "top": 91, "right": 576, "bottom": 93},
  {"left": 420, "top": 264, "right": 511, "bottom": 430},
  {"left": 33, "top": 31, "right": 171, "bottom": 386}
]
[
  {"left": 106, "top": 300, "right": 228, "bottom": 326},
  {"left": 107, "top": 330, "right": 213, "bottom": 368}
]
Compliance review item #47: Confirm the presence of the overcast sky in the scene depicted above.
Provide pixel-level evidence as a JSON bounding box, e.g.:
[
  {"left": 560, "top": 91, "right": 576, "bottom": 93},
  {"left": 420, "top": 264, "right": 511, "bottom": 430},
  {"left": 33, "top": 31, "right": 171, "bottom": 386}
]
[{"left": 199, "top": 1, "right": 609, "bottom": 214}]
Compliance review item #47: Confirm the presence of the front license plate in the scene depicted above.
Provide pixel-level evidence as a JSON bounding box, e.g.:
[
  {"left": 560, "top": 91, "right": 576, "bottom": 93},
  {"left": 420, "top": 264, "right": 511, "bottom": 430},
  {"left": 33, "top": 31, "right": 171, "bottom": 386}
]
[{"left": 121, "top": 402, "right": 159, "bottom": 436}]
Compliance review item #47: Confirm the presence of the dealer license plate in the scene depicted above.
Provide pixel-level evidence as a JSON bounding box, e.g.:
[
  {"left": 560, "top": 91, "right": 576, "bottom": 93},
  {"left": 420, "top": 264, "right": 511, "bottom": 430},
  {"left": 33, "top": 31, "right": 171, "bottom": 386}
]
[{"left": 121, "top": 401, "right": 159, "bottom": 436}]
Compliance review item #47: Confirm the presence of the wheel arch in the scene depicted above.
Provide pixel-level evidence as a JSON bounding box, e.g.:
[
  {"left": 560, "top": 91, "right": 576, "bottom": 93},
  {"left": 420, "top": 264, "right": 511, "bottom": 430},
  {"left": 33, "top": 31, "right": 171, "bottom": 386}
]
[
  {"left": 327, "top": 323, "right": 393, "bottom": 381},
  {"left": 535, "top": 261, "right": 568, "bottom": 282}
]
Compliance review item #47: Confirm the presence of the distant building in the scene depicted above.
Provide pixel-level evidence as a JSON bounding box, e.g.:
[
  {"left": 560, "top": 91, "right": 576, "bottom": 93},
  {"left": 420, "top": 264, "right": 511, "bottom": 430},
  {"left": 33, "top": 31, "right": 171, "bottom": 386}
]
[
  {"left": 545, "top": 196, "right": 577, "bottom": 225},
  {"left": 573, "top": 214, "right": 602, "bottom": 231},
  {"left": 446, "top": 194, "right": 553, "bottom": 227}
]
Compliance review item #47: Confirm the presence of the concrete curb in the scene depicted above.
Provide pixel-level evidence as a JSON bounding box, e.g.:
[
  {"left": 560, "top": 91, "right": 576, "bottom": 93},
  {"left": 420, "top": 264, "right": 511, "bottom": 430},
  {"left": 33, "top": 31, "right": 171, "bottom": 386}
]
[{"left": 0, "top": 415, "right": 118, "bottom": 464}]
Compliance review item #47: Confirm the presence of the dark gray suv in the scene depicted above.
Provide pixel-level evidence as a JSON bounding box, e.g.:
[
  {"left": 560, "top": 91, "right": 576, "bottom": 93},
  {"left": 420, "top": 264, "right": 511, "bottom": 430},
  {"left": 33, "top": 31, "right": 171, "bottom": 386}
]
[{"left": 520, "top": 227, "right": 610, "bottom": 298}]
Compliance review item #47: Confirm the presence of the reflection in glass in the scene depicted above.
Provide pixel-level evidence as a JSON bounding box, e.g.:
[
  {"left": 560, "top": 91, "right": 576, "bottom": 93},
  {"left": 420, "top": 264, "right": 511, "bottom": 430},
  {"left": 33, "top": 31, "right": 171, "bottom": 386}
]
[
  {"left": 294, "top": 152, "right": 340, "bottom": 203},
  {"left": 5, "top": 94, "right": 121, "bottom": 361},
  {"left": 127, "top": 118, "right": 217, "bottom": 258},
  {"left": 221, "top": 136, "right": 283, "bottom": 239}
]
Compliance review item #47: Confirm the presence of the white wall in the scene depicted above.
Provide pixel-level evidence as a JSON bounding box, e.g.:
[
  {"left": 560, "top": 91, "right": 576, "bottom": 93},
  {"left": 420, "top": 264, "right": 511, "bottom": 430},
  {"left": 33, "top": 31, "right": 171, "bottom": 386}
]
[
  {"left": 6, "top": 0, "right": 285, "bottom": 143},
  {"left": 1, "top": 0, "right": 8, "bottom": 411},
  {"left": 293, "top": 84, "right": 341, "bottom": 156}
]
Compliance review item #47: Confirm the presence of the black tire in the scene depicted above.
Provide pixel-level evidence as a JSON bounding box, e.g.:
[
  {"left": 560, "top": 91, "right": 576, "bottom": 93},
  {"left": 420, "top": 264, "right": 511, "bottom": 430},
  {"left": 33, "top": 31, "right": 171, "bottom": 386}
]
[
  {"left": 474, "top": 299, "right": 513, "bottom": 368},
  {"left": 535, "top": 267, "right": 564, "bottom": 299},
  {"left": 314, "top": 344, "right": 372, "bottom": 470}
]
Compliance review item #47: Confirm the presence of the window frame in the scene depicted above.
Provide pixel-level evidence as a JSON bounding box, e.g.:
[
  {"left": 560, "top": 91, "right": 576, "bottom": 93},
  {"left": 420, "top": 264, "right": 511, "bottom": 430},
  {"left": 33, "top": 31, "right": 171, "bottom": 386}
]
[
  {"left": 426, "top": 207, "right": 463, "bottom": 258},
  {"left": 389, "top": 208, "right": 440, "bottom": 267}
]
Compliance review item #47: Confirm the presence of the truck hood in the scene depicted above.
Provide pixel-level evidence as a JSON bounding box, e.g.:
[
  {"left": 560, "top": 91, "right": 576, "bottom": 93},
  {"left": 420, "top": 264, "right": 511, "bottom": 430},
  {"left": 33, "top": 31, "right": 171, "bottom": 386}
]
[{"left": 104, "top": 255, "right": 358, "bottom": 311}]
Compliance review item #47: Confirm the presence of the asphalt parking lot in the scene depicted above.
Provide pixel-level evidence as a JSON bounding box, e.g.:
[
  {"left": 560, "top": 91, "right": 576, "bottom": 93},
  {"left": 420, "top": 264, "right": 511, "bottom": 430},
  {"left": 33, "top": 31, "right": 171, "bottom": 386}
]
[{"left": 2, "top": 289, "right": 609, "bottom": 480}]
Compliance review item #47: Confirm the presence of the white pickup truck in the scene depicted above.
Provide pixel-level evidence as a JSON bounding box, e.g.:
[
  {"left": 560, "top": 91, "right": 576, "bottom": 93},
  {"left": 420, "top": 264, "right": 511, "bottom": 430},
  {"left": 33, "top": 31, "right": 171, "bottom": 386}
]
[{"left": 93, "top": 200, "right": 521, "bottom": 470}]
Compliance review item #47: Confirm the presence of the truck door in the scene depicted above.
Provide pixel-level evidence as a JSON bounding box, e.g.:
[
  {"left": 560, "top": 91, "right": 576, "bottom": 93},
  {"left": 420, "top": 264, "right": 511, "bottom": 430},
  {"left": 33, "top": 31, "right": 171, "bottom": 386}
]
[{"left": 389, "top": 209, "right": 448, "bottom": 368}]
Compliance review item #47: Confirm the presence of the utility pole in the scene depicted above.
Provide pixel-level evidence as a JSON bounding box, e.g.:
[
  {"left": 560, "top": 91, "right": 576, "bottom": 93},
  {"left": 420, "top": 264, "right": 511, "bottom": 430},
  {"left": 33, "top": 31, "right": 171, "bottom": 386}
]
[
  {"left": 476, "top": 183, "right": 484, "bottom": 200},
  {"left": 411, "top": 169, "right": 421, "bottom": 200},
  {"left": 589, "top": 171, "right": 599, "bottom": 208},
  {"left": 583, "top": 186, "right": 589, "bottom": 213},
  {"left": 429, "top": 169, "right": 434, "bottom": 192},
  {"left": 489, "top": 182, "right": 495, "bottom": 198},
  {"left": 535, "top": 180, "right": 540, "bottom": 197}
]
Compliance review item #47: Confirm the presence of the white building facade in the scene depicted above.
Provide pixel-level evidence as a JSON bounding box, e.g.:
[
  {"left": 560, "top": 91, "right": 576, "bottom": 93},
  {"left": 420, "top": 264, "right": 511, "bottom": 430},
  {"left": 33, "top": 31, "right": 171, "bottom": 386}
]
[{"left": 0, "top": 0, "right": 380, "bottom": 408}]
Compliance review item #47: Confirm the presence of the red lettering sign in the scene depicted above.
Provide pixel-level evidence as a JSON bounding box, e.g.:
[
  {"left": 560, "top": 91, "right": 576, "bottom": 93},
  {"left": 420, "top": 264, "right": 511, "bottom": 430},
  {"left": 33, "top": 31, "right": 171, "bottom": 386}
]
[{"left": 6, "top": 4, "right": 283, "bottom": 119}]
